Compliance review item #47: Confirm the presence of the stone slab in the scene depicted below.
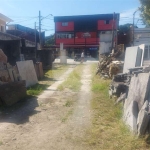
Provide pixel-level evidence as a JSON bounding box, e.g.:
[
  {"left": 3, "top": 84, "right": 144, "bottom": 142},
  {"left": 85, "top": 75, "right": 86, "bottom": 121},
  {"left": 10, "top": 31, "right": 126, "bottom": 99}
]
[
  {"left": 0, "top": 49, "right": 7, "bottom": 63},
  {"left": 125, "top": 73, "right": 150, "bottom": 110},
  {"left": 123, "top": 46, "right": 142, "bottom": 73},
  {"left": 16, "top": 60, "right": 38, "bottom": 87},
  {"left": 137, "top": 100, "right": 149, "bottom": 136},
  {"left": 123, "top": 100, "right": 139, "bottom": 133}
]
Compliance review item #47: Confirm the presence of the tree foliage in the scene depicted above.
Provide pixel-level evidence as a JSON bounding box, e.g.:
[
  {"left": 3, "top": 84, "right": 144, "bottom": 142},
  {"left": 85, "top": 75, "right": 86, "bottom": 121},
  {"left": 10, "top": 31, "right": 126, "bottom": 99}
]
[
  {"left": 118, "top": 24, "right": 133, "bottom": 34},
  {"left": 45, "top": 34, "right": 55, "bottom": 46},
  {"left": 139, "top": 0, "right": 150, "bottom": 25}
]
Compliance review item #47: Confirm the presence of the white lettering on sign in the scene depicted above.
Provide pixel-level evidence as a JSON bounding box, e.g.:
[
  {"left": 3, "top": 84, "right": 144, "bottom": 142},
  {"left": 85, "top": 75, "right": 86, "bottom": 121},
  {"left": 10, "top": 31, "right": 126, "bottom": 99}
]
[{"left": 82, "top": 32, "right": 91, "bottom": 38}]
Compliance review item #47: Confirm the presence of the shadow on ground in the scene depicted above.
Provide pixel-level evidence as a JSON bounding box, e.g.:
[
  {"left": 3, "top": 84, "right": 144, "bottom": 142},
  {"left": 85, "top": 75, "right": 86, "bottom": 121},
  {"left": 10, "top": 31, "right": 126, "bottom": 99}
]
[{"left": 0, "top": 96, "right": 40, "bottom": 125}]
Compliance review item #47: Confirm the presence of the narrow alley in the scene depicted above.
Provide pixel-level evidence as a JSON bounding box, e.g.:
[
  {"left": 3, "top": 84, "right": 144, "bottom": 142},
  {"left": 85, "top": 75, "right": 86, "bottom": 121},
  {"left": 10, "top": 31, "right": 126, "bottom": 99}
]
[{"left": 0, "top": 63, "right": 94, "bottom": 150}]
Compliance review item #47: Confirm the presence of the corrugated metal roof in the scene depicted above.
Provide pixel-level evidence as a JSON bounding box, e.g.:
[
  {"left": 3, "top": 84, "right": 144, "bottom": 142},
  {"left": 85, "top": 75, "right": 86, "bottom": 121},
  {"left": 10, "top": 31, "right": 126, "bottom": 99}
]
[{"left": 54, "top": 13, "right": 120, "bottom": 22}]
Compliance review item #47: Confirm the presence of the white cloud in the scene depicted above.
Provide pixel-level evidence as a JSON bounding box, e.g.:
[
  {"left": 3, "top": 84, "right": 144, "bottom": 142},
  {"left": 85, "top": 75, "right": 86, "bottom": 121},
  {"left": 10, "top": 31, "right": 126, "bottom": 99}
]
[{"left": 120, "top": 8, "right": 137, "bottom": 18}]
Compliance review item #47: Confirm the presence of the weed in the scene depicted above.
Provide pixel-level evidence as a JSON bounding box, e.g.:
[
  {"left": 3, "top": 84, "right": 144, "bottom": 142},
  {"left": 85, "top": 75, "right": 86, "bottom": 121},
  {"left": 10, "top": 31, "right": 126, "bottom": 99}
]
[
  {"left": 0, "top": 141, "right": 3, "bottom": 146},
  {"left": 64, "top": 99, "right": 73, "bottom": 107},
  {"left": 27, "top": 84, "right": 48, "bottom": 96},
  {"left": 58, "top": 64, "right": 83, "bottom": 91},
  {"left": 61, "top": 110, "right": 73, "bottom": 123}
]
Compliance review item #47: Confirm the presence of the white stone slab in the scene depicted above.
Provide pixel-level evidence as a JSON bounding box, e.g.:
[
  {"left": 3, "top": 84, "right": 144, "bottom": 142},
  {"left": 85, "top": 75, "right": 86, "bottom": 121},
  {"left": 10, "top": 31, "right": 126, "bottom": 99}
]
[
  {"left": 123, "top": 46, "right": 142, "bottom": 73},
  {"left": 16, "top": 60, "right": 38, "bottom": 87}
]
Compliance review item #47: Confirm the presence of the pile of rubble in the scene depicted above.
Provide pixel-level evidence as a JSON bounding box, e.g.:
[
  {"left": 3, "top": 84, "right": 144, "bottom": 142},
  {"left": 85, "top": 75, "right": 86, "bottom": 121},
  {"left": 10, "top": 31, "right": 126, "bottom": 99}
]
[
  {"left": 109, "top": 66, "right": 150, "bottom": 136},
  {"left": 96, "top": 49, "right": 124, "bottom": 78}
]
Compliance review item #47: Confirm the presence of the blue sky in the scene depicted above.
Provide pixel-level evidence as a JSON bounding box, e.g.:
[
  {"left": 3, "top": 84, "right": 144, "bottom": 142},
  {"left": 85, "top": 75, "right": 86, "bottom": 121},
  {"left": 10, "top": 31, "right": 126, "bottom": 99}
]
[{"left": 0, "top": 0, "right": 144, "bottom": 36}]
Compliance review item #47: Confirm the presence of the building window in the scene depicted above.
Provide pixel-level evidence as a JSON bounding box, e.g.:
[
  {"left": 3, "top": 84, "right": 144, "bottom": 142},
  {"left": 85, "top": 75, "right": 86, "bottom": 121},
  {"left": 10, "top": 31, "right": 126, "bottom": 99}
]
[
  {"left": 104, "top": 20, "right": 110, "bottom": 24},
  {"left": 62, "top": 22, "right": 68, "bottom": 26},
  {"left": 101, "top": 31, "right": 106, "bottom": 34},
  {"left": 56, "top": 33, "right": 74, "bottom": 39}
]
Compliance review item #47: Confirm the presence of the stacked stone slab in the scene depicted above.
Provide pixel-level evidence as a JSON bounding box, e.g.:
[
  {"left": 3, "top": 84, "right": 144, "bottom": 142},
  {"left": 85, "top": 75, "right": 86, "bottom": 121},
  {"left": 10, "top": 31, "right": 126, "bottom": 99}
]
[{"left": 123, "top": 73, "right": 150, "bottom": 135}]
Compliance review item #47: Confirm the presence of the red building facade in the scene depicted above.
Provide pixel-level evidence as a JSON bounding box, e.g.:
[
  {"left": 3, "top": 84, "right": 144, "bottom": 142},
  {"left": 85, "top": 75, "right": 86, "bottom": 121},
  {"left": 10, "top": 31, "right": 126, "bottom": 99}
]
[{"left": 54, "top": 14, "right": 119, "bottom": 57}]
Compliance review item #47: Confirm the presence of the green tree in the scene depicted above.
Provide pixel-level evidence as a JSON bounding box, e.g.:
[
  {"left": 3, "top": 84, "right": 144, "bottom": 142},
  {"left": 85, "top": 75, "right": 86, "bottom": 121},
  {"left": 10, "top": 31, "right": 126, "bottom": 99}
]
[
  {"left": 139, "top": 0, "right": 150, "bottom": 25},
  {"left": 45, "top": 34, "right": 55, "bottom": 46},
  {"left": 119, "top": 23, "right": 133, "bottom": 34}
]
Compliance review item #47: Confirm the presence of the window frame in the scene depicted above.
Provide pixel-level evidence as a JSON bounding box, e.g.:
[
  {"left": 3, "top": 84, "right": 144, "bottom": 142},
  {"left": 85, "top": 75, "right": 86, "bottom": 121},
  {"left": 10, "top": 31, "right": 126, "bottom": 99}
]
[
  {"left": 104, "top": 20, "right": 110, "bottom": 25},
  {"left": 62, "top": 22, "right": 68, "bottom": 27}
]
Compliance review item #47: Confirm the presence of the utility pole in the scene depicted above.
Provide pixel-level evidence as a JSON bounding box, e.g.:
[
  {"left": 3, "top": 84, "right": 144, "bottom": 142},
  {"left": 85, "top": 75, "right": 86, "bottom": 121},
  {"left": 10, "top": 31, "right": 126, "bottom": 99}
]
[
  {"left": 111, "top": 12, "right": 115, "bottom": 53},
  {"left": 116, "top": 14, "right": 119, "bottom": 49},
  {"left": 39, "top": 10, "right": 41, "bottom": 49},
  {"left": 35, "top": 22, "right": 37, "bottom": 58},
  {"left": 133, "top": 10, "right": 138, "bottom": 46}
]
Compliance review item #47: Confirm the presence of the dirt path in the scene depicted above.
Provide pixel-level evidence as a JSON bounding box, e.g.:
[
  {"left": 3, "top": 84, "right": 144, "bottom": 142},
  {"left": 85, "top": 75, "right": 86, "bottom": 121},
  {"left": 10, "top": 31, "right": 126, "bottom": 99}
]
[{"left": 0, "top": 64, "right": 92, "bottom": 150}]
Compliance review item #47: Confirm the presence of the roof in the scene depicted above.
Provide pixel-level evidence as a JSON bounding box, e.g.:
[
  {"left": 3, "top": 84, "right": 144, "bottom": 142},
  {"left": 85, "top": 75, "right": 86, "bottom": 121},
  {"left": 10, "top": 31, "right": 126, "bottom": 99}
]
[
  {"left": 0, "top": 13, "right": 13, "bottom": 22},
  {"left": 54, "top": 13, "right": 120, "bottom": 22}
]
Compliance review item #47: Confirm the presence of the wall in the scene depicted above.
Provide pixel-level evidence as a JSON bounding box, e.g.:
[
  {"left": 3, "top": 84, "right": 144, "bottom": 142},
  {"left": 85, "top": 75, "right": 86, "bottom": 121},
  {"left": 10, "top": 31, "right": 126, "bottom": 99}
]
[
  {"left": 99, "top": 42, "right": 111, "bottom": 54},
  {"left": 100, "top": 31, "right": 112, "bottom": 42},
  {"left": 98, "top": 20, "right": 116, "bottom": 30},
  {"left": 55, "top": 22, "right": 74, "bottom": 31},
  {"left": 0, "top": 19, "right": 6, "bottom": 32},
  {"left": 0, "top": 32, "right": 20, "bottom": 40}
]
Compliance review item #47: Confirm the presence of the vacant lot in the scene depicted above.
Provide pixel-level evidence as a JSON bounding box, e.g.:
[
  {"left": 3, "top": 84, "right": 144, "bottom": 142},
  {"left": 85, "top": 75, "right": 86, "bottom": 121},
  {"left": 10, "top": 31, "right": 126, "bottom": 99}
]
[{"left": 0, "top": 63, "right": 150, "bottom": 150}]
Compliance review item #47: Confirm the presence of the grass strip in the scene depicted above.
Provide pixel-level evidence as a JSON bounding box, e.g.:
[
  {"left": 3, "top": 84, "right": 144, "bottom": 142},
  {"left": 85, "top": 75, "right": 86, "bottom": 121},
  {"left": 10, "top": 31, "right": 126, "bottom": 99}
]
[
  {"left": 27, "top": 64, "right": 69, "bottom": 96},
  {"left": 58, "top": 64, "right": 83, "bottom": 91},
  {"left": 84, "top": 63, "right": 150, "bottom": 150}
]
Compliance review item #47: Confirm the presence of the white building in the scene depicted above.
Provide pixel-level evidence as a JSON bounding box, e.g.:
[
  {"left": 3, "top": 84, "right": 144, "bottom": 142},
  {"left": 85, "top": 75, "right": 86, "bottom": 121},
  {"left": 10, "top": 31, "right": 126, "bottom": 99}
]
[{"left": 0, "top": 13, "right": 12, "bottom": 33}]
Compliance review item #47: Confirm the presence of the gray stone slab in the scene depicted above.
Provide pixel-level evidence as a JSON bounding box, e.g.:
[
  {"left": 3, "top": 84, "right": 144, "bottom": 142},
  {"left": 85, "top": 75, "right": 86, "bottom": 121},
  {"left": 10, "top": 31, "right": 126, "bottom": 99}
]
[
  {"left": 16, "top": 60, "right": 38, "bottom": 87},
  {"left": 137, "top": 111, "right": 149, "bottom": 136},
  {"left": 123, "top": 100, "right": 139, "bottom": 133},
  {"left": 125, "top": 73, "right": 150, "bottom": 110},
  {"left": 137, "top": 100, "right": 149, "bottom": 136}
]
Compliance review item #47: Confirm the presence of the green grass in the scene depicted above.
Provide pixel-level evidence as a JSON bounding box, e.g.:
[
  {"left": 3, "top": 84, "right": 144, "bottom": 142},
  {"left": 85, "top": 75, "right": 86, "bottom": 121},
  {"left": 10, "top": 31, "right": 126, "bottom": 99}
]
[
  {"left": 0, "top": 141, "right": 3, "bottom": 146},
  {"left": 64, "top": 99, "right": 74, "bottom": 107},
  {"left": 27, "top": 84, "right": 48, "bottom": 96},
  {"left": 44, "top": 64, "right": 69, "bottom": 79},
  {"left": 27, "top": 64, "right": 69, "bottom": 96},
  {"left": 61, "top": 110, "right": 73, "bottom": 123},
  {"left": 58, "top": 64, "right": 83, "bottom": 91},
  {"left": 84, "top": 64, "right": 150, "bottom": 150}
]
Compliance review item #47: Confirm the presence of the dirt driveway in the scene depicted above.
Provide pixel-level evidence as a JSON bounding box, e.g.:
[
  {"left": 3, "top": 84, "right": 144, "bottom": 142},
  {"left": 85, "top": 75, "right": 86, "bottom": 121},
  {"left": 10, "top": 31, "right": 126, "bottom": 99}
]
[{"left": 0, "top": 63, "right": 93, "bottom": 150}]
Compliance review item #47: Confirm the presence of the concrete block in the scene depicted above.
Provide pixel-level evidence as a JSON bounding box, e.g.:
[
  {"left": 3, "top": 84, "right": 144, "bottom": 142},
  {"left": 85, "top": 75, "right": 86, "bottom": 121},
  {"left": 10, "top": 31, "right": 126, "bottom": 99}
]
[
  {"left": 0, "top": 80, "right": 26, "bottom": 106},
  {"left": 17, "top": 60, "right": 38, "bottom": 87}
]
